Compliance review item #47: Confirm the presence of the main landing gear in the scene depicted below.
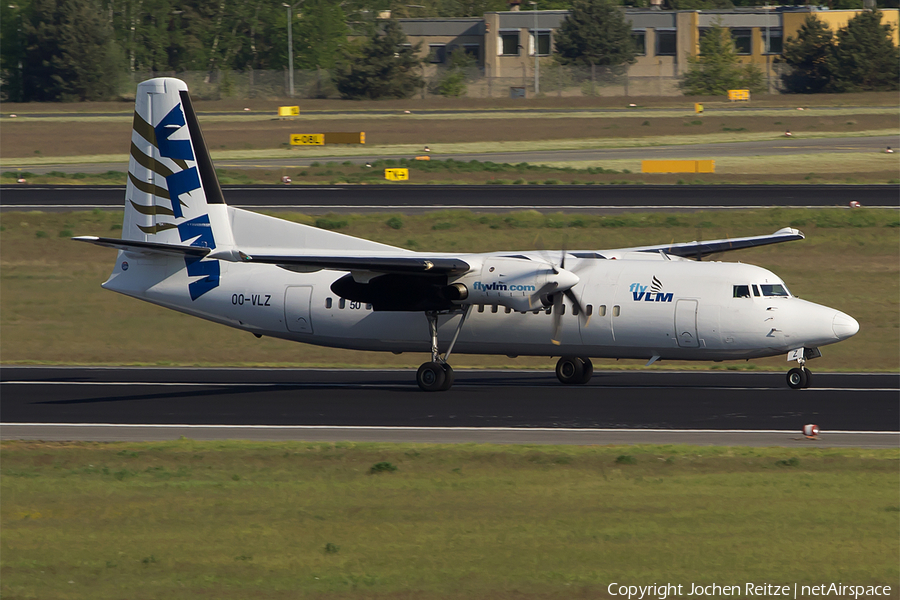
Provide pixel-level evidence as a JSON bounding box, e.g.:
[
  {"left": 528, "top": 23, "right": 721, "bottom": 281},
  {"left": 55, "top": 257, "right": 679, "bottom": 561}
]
[
  {"left": 416, "top": 308, "right": 469, "bottom": 392},
  {"left": 555, "top": 356, "right": 593, "bottom": 385}
]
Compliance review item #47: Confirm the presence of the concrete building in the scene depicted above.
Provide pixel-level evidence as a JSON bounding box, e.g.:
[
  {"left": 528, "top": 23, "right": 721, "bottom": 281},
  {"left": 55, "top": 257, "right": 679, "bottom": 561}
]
[{"left": 378, "top": 6, "right": 898, "bottom": 95}]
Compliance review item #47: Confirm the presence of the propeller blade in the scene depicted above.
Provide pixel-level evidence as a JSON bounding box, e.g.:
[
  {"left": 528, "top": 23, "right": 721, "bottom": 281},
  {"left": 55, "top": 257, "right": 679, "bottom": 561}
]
[
  {"left": 529, "top": 281, "right": 558, "bottom": 309},
  {"left": 551, "top": 293, "right": 563, "bottom": 346},
  {"left": 565, "top": 289, "right": 591, "bottom": 327}
]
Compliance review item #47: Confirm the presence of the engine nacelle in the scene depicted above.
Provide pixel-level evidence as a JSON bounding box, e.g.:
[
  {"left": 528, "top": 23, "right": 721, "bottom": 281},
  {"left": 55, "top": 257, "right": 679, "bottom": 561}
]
[{"left": 449, "top": 256, "right": 573, "bottom": 313}]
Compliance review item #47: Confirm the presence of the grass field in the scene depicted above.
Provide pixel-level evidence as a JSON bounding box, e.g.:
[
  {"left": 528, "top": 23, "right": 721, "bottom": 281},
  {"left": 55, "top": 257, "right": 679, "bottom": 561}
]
[
  {"left": 1, "top": 208, "right": 897, "bottom": 371},
  {"left": 2, "top": 440, "right": 897, "bottom": 599},
  {"left": 1, "top": 104, "right": 895, "bottom": 161}
]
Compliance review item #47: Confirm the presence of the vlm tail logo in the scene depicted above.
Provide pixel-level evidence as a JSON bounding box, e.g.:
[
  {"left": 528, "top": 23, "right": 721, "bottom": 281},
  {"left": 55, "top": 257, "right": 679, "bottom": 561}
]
[
  {"left": 630, "top": 276, "right": 673, "bottom": 302},
  {"left": 153, "top": 101, "right": 219, "bottom": 301}
]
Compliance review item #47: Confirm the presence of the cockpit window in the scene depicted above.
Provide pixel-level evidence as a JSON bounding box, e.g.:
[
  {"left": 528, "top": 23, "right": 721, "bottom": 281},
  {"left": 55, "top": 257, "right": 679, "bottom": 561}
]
[
  {"left": 752, "top": 284, "right": 760, "bottom": 297},
  {"left": 733, "top": 285, "right": 751, "bottom": 298},
  {"left": 760, "top": 284, "right": 789, "bottom": 297}
]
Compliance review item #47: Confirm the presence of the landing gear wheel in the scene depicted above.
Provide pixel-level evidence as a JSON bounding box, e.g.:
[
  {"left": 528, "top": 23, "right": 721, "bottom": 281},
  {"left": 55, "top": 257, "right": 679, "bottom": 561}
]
[
  {"left": 439, "top": 363, "right": 455, "bottom": 391},
  {"left": 580, "top": 358, "right": 594, "bottom": 384},
  {"left": 556, "top": 356, "right": 591, "bottom": 385},
  {"left": 802, "top": 367, "right": 812, "bottom": 389},
  {"left": 417, "top": 361, "right": 447, "bottom": 392},
  {"left": 786, "top": 367, "right": 809, "bottom": 390}
]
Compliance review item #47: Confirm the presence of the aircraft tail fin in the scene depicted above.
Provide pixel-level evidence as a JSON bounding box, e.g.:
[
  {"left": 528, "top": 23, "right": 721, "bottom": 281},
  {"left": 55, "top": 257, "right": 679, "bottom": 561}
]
[{"left": 122, "top": 77, "right": 232, "bottom": 250}]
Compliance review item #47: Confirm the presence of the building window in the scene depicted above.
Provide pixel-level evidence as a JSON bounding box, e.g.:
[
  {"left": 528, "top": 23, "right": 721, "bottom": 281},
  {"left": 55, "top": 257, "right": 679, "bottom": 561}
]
[
  {"left": 531, "top": 30, "right": 551, "bottom": 56},
  {"left": 656, "top": 29, "right": 676, "bottom": 56},
  {"left": 429, "top": 44, "right": 447, "bottom": 63},
  {"left": 632, "top": 30, "right": 646, "bottom": 56},
  {"left": 463, "top": 44, "right": 480, "bottom": 59},
  {"left": 731, "top": 28, "right": 752, "bottom": 55},
  {"left": 500, "top": 30, "right": 519, "bottom": 56},
  {"left": 764, "top": 28, "right": 783, "bottom": 54}
]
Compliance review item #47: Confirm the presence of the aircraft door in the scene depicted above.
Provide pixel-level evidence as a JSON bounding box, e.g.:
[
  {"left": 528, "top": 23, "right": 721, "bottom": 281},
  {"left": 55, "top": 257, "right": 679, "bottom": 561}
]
[
  {"left": 675, "top": 299, "right": 699, "bottom": 348},
  {"left": 284, "top": 286, "right": 314, "bottom": 334}
]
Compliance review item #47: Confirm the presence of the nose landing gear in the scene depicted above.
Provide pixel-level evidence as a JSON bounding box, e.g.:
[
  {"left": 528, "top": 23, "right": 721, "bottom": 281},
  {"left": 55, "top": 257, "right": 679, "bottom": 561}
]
[
  {"left": 786, "top": 366, "right": 811, "bottom": 389},
  {"left": 786, "top": 347, "right": 816, "bottom": 389}
]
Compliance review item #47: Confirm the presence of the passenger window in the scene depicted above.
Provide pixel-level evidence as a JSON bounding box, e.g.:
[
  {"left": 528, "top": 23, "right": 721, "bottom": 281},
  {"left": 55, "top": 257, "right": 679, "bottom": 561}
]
[
  {"left": 760, "top": 284, "right": 789, "bottom": 297},
  {"left": 559, "top": 304, "right": 566, "bottom": 315},
  {"left": 366, "top": 303, "right": 372, "bottom": 310},
  {"left": 598, "top": 305, "right": 606, "bottom": 317},
  {"left": 733, "top": 285, "right": 751, "bottom": 298},
  {"left": 586, "top": 304, "right": 593, "bottom": 316},
  {"left": 478, "top": 305, "right": 485, "bottom": 313},
  {"left": 325, "top": 298, "right": 332, "bottom": 309},
  {"left": 339, "top": 298, "right": 346, "bottom": 309},
  {"left": 491, "top": 305, "right": 498, "bottom": 313},
  {"left": 613, "top": 305, "right": 620, "bottom": 317},
  {"left": 572, "top": 303, "right": 579, "bottom": 316},
  {"left": 505, "top": 307, "right": 512, "bottom": 313},
  {"left": 752, "top": 285, "right": 760, "bottom": 297}
]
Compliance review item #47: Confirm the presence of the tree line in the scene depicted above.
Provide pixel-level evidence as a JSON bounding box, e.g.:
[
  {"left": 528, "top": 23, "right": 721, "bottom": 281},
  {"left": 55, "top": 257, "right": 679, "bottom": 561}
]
[{"left": 0, "top": 0, "right": 896, "bottom": 101}]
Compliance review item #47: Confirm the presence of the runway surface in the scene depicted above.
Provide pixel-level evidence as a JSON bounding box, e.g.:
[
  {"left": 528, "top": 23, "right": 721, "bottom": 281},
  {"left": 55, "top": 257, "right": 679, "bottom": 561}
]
[
  {"left": 2, "top": 367, "right": 897, "bottom": 448},
  {"left": 2, "top": 184, "right": 897, "bottom": 213},
  {"left": 6, "top": 135, "right": 898, "bottom": 176}
]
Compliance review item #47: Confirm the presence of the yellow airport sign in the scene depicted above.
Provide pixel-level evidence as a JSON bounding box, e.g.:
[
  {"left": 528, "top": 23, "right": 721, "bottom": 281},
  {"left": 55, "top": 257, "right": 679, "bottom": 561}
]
[
  {"left": 694, "top": 103, "right": 704, "bottom": 113},
  {"left": 290, "top": 134, "right": 324, "bottom": 146},
  {"left": 385, "top": 168, "right": 409, "bottom": 181},
  {"left": 278, "top": 105, "right": 300, "bottom": 117},
  {"left": 642, "top": 160, "right": 715, "bottom": 174},
  {"left": 727, "top": 89, "right": 750, "bottom": 102},
  {"left": 324, "top": 132, "right": 365, "bottom": 144}
]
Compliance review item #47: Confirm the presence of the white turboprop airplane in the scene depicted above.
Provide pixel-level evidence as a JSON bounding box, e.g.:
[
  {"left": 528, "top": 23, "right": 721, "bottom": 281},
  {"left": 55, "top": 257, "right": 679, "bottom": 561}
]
[{"left": 76, "top": 78, "right": 859, "bottom": 391}]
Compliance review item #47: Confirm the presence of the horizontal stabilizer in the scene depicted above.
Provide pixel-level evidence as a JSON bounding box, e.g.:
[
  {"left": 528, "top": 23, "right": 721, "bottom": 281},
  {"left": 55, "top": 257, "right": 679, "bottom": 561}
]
[{"left": 73, "top": 235, "right": 211, "bottom": 258}]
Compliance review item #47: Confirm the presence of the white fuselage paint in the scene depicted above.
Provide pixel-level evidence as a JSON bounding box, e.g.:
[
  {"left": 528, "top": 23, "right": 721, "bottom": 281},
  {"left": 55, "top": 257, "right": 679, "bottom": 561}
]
[{"left": 103, "top": 251, "right": 855, "bottom": 363}]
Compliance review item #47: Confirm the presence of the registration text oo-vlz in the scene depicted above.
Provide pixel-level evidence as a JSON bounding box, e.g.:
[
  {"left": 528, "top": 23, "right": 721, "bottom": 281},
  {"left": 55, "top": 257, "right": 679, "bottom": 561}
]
[{"left": 76, "top": 78, "right": 859, "bottom": 391}]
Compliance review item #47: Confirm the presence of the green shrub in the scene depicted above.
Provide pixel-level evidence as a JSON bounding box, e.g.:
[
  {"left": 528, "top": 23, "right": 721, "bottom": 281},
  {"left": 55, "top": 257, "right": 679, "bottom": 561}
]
[
  {"left": 370, "top": 461, "right": 398, "bottom": 474},
  {"left": 386, "top": 216, "right": 404, "bottom": 230},
  {"left": 315, "top": 218, "right": 348, "bottom": 230}
]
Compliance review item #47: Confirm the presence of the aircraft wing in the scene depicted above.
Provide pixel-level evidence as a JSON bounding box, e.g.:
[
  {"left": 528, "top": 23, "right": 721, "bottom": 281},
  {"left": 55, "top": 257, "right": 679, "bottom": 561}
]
[
  {"left": 593, "top": 227, "right": 805, "bottom": 260},
  {"left": 238, "top": 252, "right": 471, "bottom": 276},
  {"left": 76, "top": 235, "right": 471, "bottom": 275}
]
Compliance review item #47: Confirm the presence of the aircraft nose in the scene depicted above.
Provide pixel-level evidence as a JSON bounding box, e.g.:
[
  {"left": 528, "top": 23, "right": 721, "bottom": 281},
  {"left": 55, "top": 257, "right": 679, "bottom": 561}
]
[{"left": 832, "top": 311, "right": 859, "bottom": 340}]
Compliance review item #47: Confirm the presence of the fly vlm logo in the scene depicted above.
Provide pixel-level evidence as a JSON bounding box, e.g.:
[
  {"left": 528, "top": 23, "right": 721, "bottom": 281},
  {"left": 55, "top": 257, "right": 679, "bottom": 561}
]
[{"left": 630, "top": 276, "right": 673, "bottom": 302}]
